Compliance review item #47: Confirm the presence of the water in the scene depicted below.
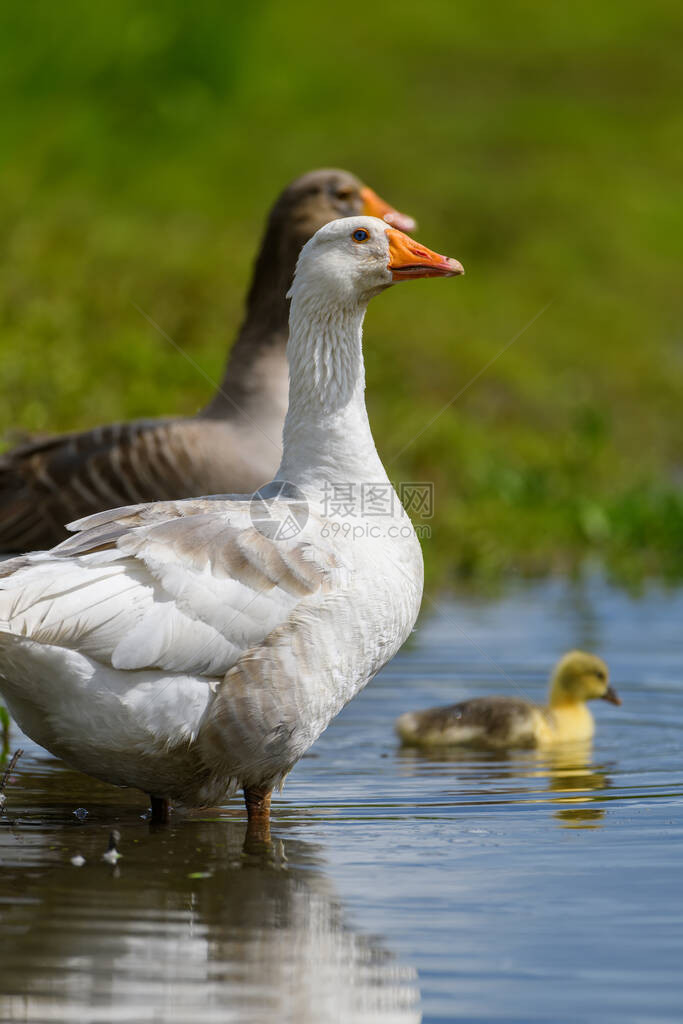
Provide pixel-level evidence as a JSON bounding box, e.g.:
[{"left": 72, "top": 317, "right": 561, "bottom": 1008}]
[{"left": 1, "top": 575, "right": 682, "bottom": 1023}]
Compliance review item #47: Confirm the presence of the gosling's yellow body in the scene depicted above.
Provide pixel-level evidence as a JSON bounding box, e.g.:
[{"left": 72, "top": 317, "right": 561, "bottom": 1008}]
[
  {"left": 396, "top": 651, "right": 619, "bottom": 751},
  {"left": 540, "top": 703, "right": 595, "bottom": 745}
]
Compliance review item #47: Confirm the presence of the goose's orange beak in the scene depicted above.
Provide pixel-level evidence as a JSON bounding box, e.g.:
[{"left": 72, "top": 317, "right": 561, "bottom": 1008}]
[
  {"left": 360, "top": 187, "right": 416, "bottom": 233},
  {"left": 386, "top": 228, "right": 464, "bottom": 280}
]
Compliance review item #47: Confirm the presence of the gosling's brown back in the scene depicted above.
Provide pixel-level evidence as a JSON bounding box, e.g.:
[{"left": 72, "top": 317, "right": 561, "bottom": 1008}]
[{"left": 397, "top": 696, "right": 538, "bottom": 748}]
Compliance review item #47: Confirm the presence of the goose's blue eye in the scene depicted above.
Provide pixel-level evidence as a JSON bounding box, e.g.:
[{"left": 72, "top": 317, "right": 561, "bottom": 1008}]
[{"left": 352, "top": 229, "right": 369, "bottom": 242}]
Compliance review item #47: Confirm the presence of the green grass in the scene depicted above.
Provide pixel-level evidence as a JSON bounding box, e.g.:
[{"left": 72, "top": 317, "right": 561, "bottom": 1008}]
[{"left": 0, "top": 0, "right": 681, "bottom": 586}]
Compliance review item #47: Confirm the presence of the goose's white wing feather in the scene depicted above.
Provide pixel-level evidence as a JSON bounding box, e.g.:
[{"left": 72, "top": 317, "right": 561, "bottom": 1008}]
[{"left": 0, "top": 497, "right": 341, "bottom": 679}]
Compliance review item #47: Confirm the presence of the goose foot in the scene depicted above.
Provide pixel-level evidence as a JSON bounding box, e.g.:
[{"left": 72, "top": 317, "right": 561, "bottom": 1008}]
[
  {"left": 150, "top": 795, "right": 170, "bottom": 824},
  {"left": 243, "top": 785, "right": 272, "bottom": 843}
]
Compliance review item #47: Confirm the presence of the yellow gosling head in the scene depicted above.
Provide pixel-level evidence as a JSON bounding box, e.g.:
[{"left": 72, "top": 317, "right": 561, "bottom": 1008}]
[{"left": 548, "top": 651, "right": 620, "bottom": 708}]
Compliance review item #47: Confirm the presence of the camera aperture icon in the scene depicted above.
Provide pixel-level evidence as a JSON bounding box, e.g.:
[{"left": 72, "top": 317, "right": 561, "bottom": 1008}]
[{"left": 249, "top": 480, "right": 309, "bottom": 541}]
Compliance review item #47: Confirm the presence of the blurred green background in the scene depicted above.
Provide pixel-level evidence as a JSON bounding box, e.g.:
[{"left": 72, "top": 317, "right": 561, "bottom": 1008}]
[{"left": 0, "top": 0, "right": 681, "bottom": 586}]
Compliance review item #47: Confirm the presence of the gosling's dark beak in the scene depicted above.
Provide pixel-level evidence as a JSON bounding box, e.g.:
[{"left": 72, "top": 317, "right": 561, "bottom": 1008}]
[{"left": 602, "top": 685, "right": 621, "bottom": 706}]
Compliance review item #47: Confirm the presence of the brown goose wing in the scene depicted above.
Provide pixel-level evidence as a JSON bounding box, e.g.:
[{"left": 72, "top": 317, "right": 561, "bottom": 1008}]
[{"left": 0, "top": 418, "right": 210, "bottom": 552}]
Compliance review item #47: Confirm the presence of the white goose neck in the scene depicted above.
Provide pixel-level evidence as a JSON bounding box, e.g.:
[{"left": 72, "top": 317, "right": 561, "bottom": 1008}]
[{"left": 276, "top": 291, "right": 387, "bottom": 496}]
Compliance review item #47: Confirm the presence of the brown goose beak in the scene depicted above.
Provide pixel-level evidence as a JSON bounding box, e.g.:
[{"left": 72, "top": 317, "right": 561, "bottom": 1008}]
[
  {"left": 386, "top": 228, "right": 464, "bottom": 280},
  {"left": 602, "top": 685, "right": 621, "bottom": 706},
  {"left": 360, "top": 186, "right": 417, "bottom": 232}
]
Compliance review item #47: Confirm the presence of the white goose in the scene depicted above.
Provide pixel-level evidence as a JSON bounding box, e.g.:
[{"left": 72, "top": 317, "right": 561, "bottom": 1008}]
[{"left": 0, "top": 217, "right": 463, "bottom": 829}]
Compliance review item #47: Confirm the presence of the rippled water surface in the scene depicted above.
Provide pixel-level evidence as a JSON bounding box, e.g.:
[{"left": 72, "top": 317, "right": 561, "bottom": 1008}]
[{"left": 1, "top": 576, "right": 682, "bottom": 1023}]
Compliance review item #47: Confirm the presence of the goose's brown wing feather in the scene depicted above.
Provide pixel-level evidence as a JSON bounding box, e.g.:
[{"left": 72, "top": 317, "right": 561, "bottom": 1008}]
[{"left": 0, "top": 418, "right": 217, "bottom": 552}]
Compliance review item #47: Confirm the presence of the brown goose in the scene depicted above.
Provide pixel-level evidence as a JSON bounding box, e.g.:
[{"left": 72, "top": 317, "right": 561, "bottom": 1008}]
[{"left": 0, "top": 169, "right": 414, "bottom": 552}]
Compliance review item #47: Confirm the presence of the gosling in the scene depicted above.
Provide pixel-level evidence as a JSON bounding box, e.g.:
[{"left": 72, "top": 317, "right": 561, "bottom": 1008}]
[{"left": 396, "top": 651, "right": 620, "bottom": 750}]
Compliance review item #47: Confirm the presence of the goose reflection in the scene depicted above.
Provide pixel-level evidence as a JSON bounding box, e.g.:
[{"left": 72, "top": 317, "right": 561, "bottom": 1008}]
[
  {"left": 0, "top": 766, "right": 421, "bottom": 1024},
  {"left": 397, "top": 742, "right": 611, "bottom": 829},
  {"left": 536, "top": 743, "right": 610, "bottom": 828}
]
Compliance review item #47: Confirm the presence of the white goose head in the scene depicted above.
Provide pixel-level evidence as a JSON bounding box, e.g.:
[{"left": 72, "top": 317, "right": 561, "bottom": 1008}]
[
  {"left": 288, "top": 215, "right": 464, "bottom": 309},
  {"left": 280, "top": 217, "right": 464, "bottom": 483}
]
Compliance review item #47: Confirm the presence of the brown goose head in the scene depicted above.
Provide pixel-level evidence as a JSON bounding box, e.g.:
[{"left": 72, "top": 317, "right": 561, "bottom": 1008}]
[
  {"left": 209, "top": 170, "right": 417, "bottom": 421},
  {"left": 244, "top": 169, "right": 415, "bottom": 326},
  {"left": 277, "top": 168, "right": 416, "bottom": 238}
]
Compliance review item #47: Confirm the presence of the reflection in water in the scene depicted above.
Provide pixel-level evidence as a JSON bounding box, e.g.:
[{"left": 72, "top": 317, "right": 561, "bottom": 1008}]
[
  {"left": 4, "top": 577, "right": 683, "bottom": 1023},
  {"left": 397, "top": 741, "right": 612, "bottom": 829},
  {"left": 541, "top": 744, "right": 609, "bottom": 828},
  {"left": 0, "top": 763, "right": 421, "bottom": 1024}
]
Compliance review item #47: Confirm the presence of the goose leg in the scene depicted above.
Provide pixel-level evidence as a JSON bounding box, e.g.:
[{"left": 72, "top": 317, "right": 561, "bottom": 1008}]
[
  {"left": 243, "top": 785, "right": 272, "bottom": 841},
  {"left": 150, "top": 795, "right": 170, "bottom": 824}
]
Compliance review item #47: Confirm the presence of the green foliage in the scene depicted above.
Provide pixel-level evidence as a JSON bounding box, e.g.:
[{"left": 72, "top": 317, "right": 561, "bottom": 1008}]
[
  {"left": 0, "top": 705, "right": 9, "bottom": 753},
  {"left": 0, "top": 1, "right": 681, "bottom": 584}
]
